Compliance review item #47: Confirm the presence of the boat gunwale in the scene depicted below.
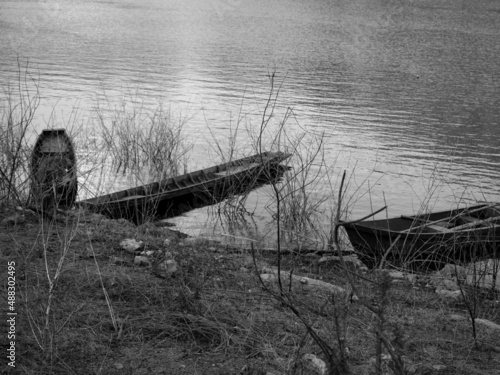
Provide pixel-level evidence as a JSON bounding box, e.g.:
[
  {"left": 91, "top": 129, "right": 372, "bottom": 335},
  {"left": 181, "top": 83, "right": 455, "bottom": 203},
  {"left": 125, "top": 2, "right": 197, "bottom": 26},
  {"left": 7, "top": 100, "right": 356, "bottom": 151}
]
[
  {"left": 342, "top": 203, "right": 500, "bottom": 238},
  {"left": 78, "top": 151, "right": 291, "bottom": 207}
]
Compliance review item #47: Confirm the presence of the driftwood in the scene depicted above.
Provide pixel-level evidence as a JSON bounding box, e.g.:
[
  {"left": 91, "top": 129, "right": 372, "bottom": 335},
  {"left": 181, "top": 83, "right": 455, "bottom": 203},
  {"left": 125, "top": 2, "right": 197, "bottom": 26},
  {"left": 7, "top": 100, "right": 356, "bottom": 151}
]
[{"left": 259, "top": 266, "right": 347, "bottom": 294}]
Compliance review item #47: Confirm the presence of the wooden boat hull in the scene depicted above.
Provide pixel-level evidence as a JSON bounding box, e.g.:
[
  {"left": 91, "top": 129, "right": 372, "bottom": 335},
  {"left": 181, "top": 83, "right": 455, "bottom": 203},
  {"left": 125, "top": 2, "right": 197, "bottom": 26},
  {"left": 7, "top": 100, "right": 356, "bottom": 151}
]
[
  {"left": 31, "top": 129, "right": 77, "bottom": 210},
  {"left": 342, "top": 204, "right": 500, "bottom": 268},
  {"left": 77, "top": 151, "right": 291, "bottom": 223}
]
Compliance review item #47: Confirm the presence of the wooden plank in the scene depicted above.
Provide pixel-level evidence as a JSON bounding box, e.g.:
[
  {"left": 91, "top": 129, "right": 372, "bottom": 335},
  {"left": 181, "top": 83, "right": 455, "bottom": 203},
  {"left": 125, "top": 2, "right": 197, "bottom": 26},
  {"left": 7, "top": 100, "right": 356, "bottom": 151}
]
[
  {"left": 448, "top": 215, "right": 500, "bottom": 231},
  {"left": 213, "top": 163, "right": 260, "bottom": 177},
  {"left": 109, "top": 195, "right": 145, "bottom": 203},
  {"left": 423, "top": 215, "right": 500, "bottom": 233},
  {"left": 400, "top": 203, "right": 500, "bottom": 233}
]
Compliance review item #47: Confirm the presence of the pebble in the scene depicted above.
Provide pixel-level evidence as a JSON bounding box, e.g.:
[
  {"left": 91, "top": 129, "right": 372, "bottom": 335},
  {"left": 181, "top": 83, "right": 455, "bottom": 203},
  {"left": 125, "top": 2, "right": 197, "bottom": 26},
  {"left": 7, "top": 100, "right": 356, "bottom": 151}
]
[
  {"left": 120, "top": 238, "right": 144, "bottom": 254},
  {"left": 134, "top": 256, "right": 150, "bottom": 266}
]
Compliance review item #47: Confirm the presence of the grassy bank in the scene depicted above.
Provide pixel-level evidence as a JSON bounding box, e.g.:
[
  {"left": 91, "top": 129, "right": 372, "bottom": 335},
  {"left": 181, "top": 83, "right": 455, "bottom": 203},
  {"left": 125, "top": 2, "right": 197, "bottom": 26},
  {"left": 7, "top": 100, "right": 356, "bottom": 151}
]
[{"left": 1, "top": 208, "right": 500, "bottom": 374}]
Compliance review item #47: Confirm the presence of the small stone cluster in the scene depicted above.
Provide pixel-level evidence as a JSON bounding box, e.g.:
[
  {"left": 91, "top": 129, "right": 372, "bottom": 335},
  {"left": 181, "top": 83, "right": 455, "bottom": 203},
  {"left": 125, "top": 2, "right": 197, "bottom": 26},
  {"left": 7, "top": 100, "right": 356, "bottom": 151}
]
[{"left": 118, "top": 237, "right": 179, "bottom": 278}]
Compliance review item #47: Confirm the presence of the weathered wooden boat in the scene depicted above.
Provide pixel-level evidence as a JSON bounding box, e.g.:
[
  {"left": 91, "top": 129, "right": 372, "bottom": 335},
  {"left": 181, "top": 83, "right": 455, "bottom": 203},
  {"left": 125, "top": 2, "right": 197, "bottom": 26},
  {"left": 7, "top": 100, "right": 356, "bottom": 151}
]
[
  {"left": 77, "top": 151, "right": 291, "bottom": 223},
  {"left": 31, "top": 129, "right": 78, "bottom": 210},
  {"left": 342, "top": 203, "right": 500, "bottom": 269}
]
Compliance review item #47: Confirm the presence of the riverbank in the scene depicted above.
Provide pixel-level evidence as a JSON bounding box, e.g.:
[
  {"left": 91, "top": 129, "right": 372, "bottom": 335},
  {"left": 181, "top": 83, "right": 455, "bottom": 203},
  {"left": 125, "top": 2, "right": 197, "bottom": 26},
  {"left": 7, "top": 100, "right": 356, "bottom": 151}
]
[{"left": 1, "top": 206, "right": 500, "bottom": 375}]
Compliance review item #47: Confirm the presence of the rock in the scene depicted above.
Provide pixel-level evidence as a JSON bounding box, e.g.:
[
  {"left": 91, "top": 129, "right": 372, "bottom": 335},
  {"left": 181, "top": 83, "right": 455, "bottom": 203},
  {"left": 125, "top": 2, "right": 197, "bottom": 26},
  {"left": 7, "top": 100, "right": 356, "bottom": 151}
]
[
  {"left": 440, "top": 263, "right": 467, "bottom": 279},
  {"left": 1, "top": 213, "right": 26, "bottom": 226},
  {"left": 165, "top": 259, "right": 178, "bottom": 272},
  {"left": 430, "top": 268, "right": 461, "bottom": 292},
  {"left": 134, "top": 256, "right": 150, "bottom": 266},
  {"left": 120, "top": 239, "right": 144, "bottom": 254},
  {"left": 302, "top": 354, "right": 327, "bottom": 375},
  {"left": 388, "top": 270, "right": 405, "bottom": 280},
  {"left": 140, "top": 250, "right": 156, "bottom": 256},
  {"left": 158, "top": 259, "right": 178, "bottom": 275},
  {"left": 385, "top": 270, "right": 417, "bottom": 284},
  {"left": 441, "top": 278, "right": 459, "bottom": 291},
  {"left": 429, "top": 264, "right": 467, "bottom": 293}
]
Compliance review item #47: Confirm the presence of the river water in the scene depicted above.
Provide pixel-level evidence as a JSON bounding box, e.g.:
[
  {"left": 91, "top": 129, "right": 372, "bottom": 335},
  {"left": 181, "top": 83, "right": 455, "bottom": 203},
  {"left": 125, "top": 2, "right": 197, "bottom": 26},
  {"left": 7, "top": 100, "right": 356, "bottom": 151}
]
[{"left": 1, "top": 0, "right": 499, "bottom": 242}]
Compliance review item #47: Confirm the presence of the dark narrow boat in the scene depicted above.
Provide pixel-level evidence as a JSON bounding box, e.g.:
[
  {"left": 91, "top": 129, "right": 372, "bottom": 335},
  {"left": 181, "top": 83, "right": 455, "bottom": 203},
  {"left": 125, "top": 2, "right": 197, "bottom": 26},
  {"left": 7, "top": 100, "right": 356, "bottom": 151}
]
[
  {"left": 77, "top": 151, "right": 291, "bottom": 223},
  {"left": 342, "top": 203, "right": 500, "bottom": 269},
  {"left": 31, "top": 129, "right": 78, "bottom": 210}
]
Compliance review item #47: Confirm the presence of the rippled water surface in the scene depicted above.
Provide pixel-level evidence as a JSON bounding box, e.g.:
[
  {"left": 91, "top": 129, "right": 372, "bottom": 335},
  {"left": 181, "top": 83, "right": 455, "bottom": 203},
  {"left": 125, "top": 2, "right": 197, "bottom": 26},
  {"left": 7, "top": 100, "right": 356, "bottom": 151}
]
[{"left": 1, "top": 0, "right": 499, "bottom": 237}]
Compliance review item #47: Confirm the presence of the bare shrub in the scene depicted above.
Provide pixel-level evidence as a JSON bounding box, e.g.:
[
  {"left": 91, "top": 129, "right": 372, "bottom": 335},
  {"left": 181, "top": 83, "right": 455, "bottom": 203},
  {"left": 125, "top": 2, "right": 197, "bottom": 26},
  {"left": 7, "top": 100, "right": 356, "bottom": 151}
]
[{"left": 0, "top": 61, "right": 40, "bottom": 207}]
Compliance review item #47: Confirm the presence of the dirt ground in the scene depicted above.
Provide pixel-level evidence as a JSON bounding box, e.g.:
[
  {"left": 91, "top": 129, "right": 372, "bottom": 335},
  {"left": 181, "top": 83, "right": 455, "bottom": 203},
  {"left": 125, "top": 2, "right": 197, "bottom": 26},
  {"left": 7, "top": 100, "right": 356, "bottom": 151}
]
[{"left": 1, "top": 206, "right": 500, "bottom": 375}]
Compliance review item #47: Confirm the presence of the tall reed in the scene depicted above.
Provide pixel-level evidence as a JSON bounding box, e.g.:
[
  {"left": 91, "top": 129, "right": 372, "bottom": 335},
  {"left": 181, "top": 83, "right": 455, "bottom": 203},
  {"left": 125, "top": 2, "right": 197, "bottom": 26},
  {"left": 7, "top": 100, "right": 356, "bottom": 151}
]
[{"left": 95, "top": 101, "right": 191, "bottom": 185}]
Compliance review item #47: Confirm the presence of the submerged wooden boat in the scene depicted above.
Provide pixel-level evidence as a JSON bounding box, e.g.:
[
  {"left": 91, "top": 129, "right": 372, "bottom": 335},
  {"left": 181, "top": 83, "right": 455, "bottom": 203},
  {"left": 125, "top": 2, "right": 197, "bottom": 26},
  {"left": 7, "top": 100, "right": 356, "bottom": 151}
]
[
  {"left": 31, "top": 129, "right": 78, "bottom": 210},
  {"left": 77, "top": 151, "right": 291, "bottom": 223},
  {"left": 342, "top": 203, "right": 500, "bottom": 269}
]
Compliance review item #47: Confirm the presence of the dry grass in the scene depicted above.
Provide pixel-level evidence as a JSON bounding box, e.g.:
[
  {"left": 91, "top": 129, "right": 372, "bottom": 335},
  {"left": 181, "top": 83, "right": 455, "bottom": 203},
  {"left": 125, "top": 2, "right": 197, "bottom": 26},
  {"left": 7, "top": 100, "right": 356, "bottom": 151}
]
[
  {"left": 2, "top": 209, "right": 499, "bottom": 374},
  {"left": 94, "top": 100, "right": 191, "bottom": 185}
]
